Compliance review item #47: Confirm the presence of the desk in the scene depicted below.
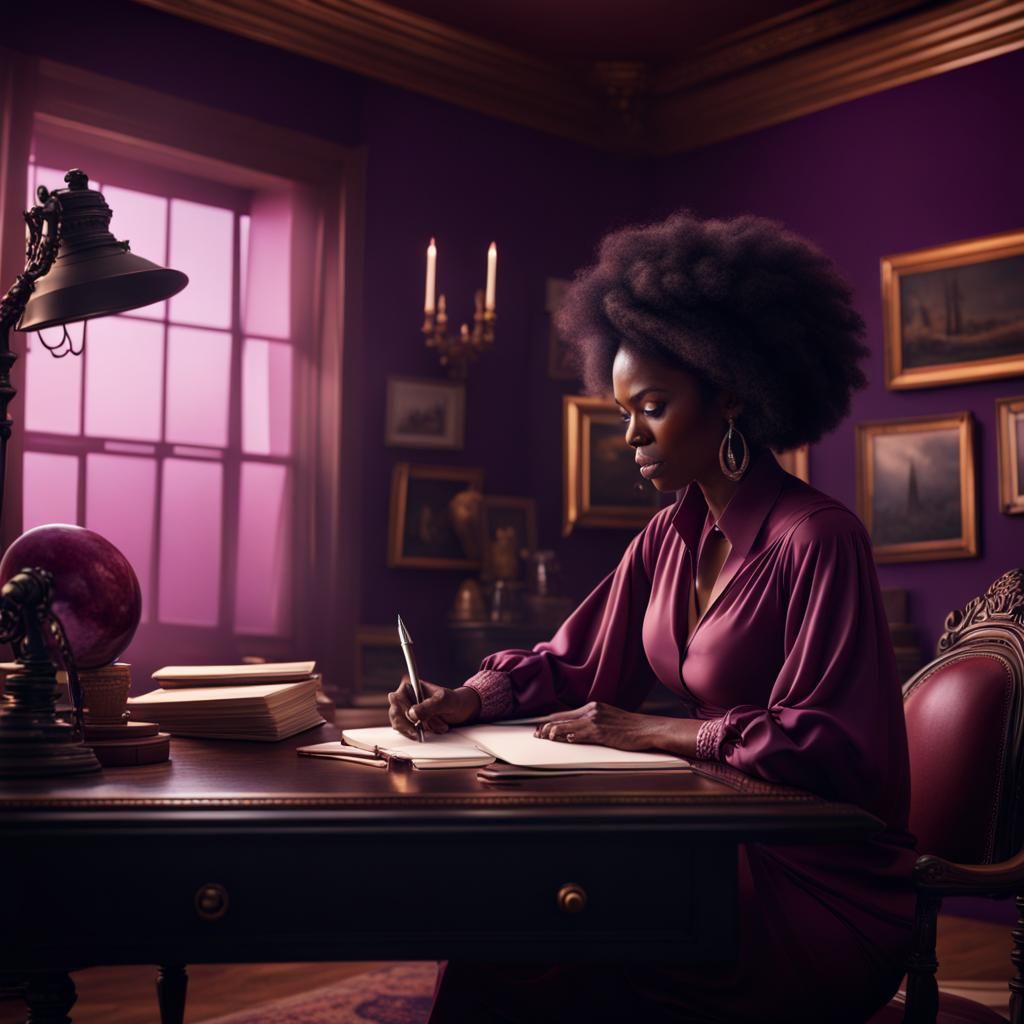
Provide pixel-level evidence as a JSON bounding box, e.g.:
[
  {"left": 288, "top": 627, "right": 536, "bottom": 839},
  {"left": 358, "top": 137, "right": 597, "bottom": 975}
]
[{"left": 0, "top": 723, "right": 881, "bottom": 1022}]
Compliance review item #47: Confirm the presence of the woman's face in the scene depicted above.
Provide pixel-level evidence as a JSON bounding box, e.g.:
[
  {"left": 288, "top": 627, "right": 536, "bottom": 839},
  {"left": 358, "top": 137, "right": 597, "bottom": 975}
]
[{"left": 611, "top": 345, "right": 727, "bottom": 493}]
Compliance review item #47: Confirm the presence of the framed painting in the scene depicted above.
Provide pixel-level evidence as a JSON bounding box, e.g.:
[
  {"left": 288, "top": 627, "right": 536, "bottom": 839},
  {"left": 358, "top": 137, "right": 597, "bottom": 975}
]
[
  {"left": 545, "top": 277, "right": 576, "bottom": 380},
  {"left": 352, "top": 625, "right": 407, "bottom": 707},
  {"left": 882, "top": 229, "right": 1024, "bottom": 389},
  {"left": 479, "top": 496, "right": 538, "bottom": 581},
  {"left": 856, "top": 413, "right": 977, "bottom": 563},
  {"left": 387, "top": 463, "right": 484, "bottom": 569},
  {"left": 996, "top": 395, "right": 1024, "bottom": 515},
  {"left": 773, "top": 445, "right": 809, "bottom": 483},
  {"left": 562, "top": 395, "right": 663, "bottom": 536},
  {"left": 385, "top": 376, "right": 465, "bottom": 449}
]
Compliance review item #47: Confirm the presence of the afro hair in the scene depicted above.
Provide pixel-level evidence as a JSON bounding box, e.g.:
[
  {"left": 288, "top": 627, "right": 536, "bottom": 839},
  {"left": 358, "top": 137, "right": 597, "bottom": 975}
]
[{"left": 554, "top": 210, "right": 868, "bottom": 450}]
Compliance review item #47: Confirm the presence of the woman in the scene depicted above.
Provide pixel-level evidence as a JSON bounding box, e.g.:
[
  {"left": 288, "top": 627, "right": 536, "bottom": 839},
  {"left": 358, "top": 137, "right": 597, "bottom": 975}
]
[{"left": 387, "top": 211, "right": 916, "bottom": 1023}]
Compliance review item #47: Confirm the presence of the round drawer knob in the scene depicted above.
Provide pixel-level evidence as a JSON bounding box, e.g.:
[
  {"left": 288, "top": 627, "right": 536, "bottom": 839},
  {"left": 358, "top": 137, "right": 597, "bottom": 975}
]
[
  {"left": 557, "top": 882, "right": 587, "bottom": 914},
  {"left": 194, "top": 883, "right": 229, "bottom": 921}
]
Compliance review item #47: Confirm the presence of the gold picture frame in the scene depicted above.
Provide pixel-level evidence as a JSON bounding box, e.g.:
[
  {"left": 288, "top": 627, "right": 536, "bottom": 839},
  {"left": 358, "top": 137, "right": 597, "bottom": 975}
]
[
  {"left": 996, "top": 395, "right": 1024, "bottom": 516},
  {"left": 856, "top": 413, "right": 977, "bottom": 563},
  {"left": 563, "top": 395, "right": 662, "bottom": 536},
  {"left": 387, "top": 463, "right": 484, "bottom": 569},
  {"left": 882, "top": 228, "right": 1024, "bottom": 390}
]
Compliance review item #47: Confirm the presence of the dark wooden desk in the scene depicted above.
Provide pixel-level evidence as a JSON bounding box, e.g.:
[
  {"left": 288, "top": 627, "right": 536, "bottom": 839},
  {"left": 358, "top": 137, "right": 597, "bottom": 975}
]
[{"left": 0, "top": 723, "right": 881, "bottom": 1021}]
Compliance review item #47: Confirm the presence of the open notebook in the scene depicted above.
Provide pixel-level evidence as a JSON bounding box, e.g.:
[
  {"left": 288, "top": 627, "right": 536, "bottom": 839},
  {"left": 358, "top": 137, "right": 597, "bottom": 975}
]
[{"left": 312, "top": 723, "right": 691, "bottom": 771}]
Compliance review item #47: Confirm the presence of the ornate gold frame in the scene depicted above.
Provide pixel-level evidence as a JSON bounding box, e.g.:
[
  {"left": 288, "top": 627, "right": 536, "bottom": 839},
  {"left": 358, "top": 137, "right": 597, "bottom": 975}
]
[
  {"left": 997, "top": 395, "right": 1024, "bottom": 516},
  {"left": 562, "top": 395, "right": 661, "bottom": 536},
  {"left": 387, "top": 462, "right": 484, "bottom": 569},
  {"left": 856, "top": 412, "right": 977, "bottom": 563},
  {"left": 882, "top": 229, "right": 1024, "bottom": 390}
]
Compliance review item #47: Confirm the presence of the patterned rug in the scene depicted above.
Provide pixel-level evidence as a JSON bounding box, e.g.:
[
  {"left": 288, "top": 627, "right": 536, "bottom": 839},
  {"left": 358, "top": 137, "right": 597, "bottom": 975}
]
[{"left": 195, "top": 962, "right": 437, "bottom": 1024}]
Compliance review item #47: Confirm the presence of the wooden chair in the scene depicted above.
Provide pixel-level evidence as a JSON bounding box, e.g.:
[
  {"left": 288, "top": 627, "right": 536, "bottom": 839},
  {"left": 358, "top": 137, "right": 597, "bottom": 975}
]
[{"left": 870, "top": 568, "right": 1024, "bottom": 1024}]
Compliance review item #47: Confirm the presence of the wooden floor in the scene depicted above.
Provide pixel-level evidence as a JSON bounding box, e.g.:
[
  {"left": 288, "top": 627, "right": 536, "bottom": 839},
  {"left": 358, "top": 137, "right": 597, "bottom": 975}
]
[{"left": 0, "top": 913, "right": 1013, "bottom": 1023}]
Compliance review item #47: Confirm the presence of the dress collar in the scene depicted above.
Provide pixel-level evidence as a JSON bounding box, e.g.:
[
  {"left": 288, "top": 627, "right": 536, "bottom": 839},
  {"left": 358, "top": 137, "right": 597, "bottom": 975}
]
[{"left": 670, "top": 451, "right": 787, "bottom": 559}]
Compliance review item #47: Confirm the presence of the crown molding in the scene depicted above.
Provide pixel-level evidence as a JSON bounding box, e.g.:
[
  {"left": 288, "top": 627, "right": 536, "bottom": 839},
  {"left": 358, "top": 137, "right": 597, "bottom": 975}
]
[
  {"left": 129, "top": 0, "right": 1024, "bottom": 155},
  {"left": 649, "top": 0, "right": 1024, "bottom": 154},
  {"left": 129, "top": 0, "right": 609, "bottom": 147}
]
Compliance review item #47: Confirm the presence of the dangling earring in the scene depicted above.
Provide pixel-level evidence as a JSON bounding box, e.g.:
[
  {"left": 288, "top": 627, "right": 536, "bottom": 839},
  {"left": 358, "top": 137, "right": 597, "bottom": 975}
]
[{"left": 719, "top": 417, "right": 750, "bottom": 482}]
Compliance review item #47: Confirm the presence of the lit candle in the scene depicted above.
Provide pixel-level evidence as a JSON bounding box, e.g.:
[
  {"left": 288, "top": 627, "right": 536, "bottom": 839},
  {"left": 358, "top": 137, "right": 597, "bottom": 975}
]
[
  {"left": 485, "top": 241, "right": 497, "bottom": 313},
  {"left": 424, "top": 238, "right": 437, "bottom": 315}
]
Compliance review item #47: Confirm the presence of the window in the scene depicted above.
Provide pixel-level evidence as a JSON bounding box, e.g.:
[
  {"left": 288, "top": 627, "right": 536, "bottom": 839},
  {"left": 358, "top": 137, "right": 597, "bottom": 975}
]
[{"left": 23, "top": 153, "right": 295, "bottom": 659}]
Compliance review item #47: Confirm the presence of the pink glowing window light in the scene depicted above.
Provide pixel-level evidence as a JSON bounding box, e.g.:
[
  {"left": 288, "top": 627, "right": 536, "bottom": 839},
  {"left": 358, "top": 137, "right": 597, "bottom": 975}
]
[{"left": 21, "top": 154, "right": 295, "bottom": 644}]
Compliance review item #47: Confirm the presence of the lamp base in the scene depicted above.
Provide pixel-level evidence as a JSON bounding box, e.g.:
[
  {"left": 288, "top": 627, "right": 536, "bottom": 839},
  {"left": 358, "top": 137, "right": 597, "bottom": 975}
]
[{"left": 0, "top": 662, "right": 101, "bottom": 777}]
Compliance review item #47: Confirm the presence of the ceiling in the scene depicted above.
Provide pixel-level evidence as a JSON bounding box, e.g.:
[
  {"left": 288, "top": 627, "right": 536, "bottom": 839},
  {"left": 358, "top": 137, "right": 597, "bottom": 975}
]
[
  {"left": 382, "top": 0, "right": 813, "bottom": 62},
  {"left": 132, "top": 0, "right": 1024, "bottom": 154}
]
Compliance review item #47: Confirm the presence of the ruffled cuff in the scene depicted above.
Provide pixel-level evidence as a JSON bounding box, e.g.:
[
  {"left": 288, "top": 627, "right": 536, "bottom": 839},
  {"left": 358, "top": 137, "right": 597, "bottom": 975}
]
[
  {"left": 695, "top": 717, "right": 728, "bottom": 761},
  {"left": 463, "top": 669, "right": 514, "bottom": 722}
]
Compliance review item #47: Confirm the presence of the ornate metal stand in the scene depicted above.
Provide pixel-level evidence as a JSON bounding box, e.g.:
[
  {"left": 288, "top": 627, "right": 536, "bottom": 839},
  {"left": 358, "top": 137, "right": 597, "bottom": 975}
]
[
  {"left": 0, "top": 568, "right": 100, "bottom": 776},
  {"left": 422, "top": 289, "right": 496, "bottom": 378},
  {"left": 0, "top": 183, "right": 63, "bottom": 517}
]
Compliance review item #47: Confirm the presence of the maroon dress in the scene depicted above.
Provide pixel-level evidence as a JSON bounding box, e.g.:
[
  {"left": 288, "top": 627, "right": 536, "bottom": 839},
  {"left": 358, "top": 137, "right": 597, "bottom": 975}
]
[{"left": 428, "top": 453, "right": 917, "bottom": 1024}]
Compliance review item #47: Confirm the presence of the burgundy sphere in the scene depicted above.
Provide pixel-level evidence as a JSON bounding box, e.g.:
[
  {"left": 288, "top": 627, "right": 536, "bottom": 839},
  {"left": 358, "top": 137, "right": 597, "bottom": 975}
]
[{"left": 0, "top": 524, "right": 142, "bottom": 669}]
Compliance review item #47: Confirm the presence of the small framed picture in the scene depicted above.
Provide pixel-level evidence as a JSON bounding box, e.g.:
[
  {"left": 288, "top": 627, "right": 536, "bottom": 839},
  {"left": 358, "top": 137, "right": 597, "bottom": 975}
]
[
  {"left": 882, "top": 229, "right": 1024, "bottom": 390},
  {"left": 352, "top": 625, "right": 407, "bottom": 707},
  {"left": 773, "top": 445, "right": 810, "bottom": 483},
  {"left": 546, "top": 277, "right": 576, "bottom": 380},
  {"left": 562, "top": 395, "right": 663, "bottom": 536},
  {"left": 388, "top": 463, "right": 484, "bottom": 569},
  {"left": 856, "top": 413, "right": 977, "bottom": 563},
  {"left": 996, "top": 395, "right": 1024, "bottom": 515},
  {"left": 385, "top": 376, "right": 465, "bottom": 449},
  {"left": 480, "top": 496, "right": 538, "bottom": 581}
]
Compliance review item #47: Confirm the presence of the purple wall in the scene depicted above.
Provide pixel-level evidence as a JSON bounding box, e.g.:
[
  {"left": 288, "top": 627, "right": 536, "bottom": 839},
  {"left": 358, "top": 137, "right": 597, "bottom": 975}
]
[{"left": 645, "top": 48, "right": 1024, "bottom": 655}]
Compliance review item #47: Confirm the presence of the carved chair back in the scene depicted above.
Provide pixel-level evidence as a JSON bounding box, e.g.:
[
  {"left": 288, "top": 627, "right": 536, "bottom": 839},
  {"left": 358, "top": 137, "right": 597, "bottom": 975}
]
[{"left": 902, "top": 568, "right": 1024, "bottom": 865}]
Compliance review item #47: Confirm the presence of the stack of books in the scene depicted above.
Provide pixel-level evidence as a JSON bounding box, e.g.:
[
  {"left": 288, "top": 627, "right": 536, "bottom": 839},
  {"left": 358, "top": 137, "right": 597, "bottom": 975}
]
[{"left": 128, "top": 661, "right": 325, "bottom": 741}]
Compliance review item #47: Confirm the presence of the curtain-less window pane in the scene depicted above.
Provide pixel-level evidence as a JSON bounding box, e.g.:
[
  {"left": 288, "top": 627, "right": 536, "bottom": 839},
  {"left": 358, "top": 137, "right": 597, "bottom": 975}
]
[
  {"left": 243, "top": 338, "right": 292, "bottom": 456},
  {"left": 86, "top": 454, "right": 157, "bottom": 624},
  {"left": 168, "top": 199, "right": 233, "bottom": 329},
  {"left": 158, "top": 458, "right": 223, "bottom": 626},
  {"left": 244, "top": 194, "right": 290, "bottom": 339},
  {"left": 103, "top": 186, "right": 169, "bottom": 321},
  {"left": 23, "top": 452, "right": 78, "bottom": 530},
  {"left": 235, "top": 462, "right": 290, "bottom": 635},
  {"left": 239, "top": 214, "right": 250, "bottom": 318},
  {"left": 166, "top": 326, "right": 231, "bottom": 447},
  {"left": 84, "top": 317, "right": 164, "bottom": 441},
  {"left": 24, "top": 332, "right": 82, "bottom": 435}
]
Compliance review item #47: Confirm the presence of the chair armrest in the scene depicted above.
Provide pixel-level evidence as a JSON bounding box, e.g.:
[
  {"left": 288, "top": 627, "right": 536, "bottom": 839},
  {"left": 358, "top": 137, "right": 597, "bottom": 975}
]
[{"left": 915, "top": 848, "right": 1024, "bottom": 896}]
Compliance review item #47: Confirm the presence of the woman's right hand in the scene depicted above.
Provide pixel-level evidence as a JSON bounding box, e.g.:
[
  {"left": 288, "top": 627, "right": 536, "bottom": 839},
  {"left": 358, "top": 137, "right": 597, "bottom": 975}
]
[{"left": 386, "top": 677, "right": 482, "bottom": 740}]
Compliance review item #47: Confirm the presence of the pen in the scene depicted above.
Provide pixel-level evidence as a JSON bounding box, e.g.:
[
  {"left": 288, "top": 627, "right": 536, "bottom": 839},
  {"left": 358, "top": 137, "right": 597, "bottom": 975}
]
[{"left": 397, "top": 613, "right": 426, "bottom": 743}]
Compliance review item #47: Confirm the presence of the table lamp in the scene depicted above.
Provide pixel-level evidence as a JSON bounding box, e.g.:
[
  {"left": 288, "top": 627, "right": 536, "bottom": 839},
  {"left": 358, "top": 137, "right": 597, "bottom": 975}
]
[{"left": 0, "top": 168, "right": 188, "bottom": 776}]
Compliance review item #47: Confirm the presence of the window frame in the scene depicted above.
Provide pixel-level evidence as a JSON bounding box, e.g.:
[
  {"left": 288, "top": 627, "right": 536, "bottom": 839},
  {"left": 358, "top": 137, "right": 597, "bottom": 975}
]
[{"left": 0, "top": 56, "right": 365, "bottom": 691}]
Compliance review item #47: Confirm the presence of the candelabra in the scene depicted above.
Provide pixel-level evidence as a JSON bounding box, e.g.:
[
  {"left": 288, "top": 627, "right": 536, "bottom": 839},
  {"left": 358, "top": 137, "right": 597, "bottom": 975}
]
[
  {"left": 421, "top": 238, "right": 497, "bottom": 379},
  {"left": 422, "top": 289, "right": 496, "bottom": 379}
]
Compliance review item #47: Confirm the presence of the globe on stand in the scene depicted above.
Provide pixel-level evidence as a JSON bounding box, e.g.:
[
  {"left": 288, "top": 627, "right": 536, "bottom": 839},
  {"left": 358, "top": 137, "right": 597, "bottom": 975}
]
[{"left": 0, "top": 524, "right": 141, "bottom": 668}]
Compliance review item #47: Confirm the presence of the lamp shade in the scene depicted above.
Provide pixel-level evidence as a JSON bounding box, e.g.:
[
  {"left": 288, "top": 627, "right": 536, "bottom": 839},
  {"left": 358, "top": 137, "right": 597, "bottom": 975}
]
[{"left": 16, "top": 169, "right": 188, "bottom": 332}]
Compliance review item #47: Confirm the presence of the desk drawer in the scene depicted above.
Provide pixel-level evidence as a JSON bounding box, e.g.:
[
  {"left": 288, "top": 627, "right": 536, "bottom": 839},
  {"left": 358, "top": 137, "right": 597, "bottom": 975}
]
[{"left": 2, "top": 828, "right": 736, "bottom": 965}]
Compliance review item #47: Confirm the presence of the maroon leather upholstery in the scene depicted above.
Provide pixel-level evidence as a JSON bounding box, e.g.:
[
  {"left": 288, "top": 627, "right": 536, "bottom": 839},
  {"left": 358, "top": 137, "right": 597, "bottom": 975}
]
[
  {"left": 870, "top": 990, "right": 1008, "bottom": 1023},
  {"left": 903, "top": 654, "right": 1015, "bottom": 864}
]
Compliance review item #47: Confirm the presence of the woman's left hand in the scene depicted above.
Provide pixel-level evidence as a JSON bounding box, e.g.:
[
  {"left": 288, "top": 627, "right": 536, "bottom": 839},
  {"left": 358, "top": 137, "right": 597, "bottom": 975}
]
[{"left": 533, "top": 702, "right": 659, "bottom": 752}]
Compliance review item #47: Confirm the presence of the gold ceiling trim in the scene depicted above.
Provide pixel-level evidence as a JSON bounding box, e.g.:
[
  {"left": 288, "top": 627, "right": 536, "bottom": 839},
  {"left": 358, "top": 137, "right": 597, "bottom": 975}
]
[{"left": 130, "top": 0, "right": 1024, "bottom": 154}]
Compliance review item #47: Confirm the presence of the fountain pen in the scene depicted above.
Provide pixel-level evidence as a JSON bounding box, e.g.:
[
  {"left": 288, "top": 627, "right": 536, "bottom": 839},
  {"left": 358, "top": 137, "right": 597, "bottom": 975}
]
[{"left": 397, "top": 613, "right": 426, "bottom": 742}]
